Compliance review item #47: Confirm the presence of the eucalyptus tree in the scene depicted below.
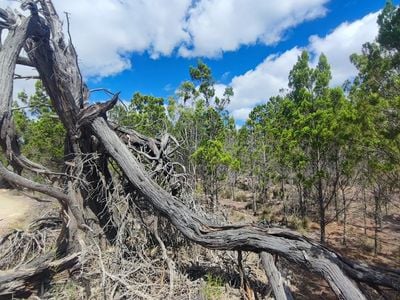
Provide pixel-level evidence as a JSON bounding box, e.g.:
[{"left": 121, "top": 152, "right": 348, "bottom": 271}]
[
  {"left": 0, "top": 2, "right": 398, "bottom": 299},
  {"left": 259, "top": 51, "right": 360, "bottom": 243},
  {"left": 172, "top": 60, "right": 235, "bottom": 205},
  {"left": 110, "top": 92, "right": 171, "bottom": 137},
  {"left": 349, "top": 0, "right": 400, "bottom": 253},
  {"left": 191, "top": 139, "right": 238, "bottom": 210},
  {"left": 242, "top": 104, "right": 275, "bottom": 212}
]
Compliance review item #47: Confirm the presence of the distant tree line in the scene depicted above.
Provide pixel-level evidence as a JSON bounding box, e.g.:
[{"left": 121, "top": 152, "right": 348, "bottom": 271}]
[{"left": 12, "top": 1, "right": 399, "bottom": 250}]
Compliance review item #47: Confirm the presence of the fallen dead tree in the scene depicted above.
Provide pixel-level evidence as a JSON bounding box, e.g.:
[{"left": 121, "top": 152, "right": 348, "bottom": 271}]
[{"left": 0, "top": 1, "right": 399, "bottom": 299}]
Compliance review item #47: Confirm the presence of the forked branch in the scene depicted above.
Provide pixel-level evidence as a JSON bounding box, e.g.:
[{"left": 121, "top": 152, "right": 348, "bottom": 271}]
[{"left": 0, "top": 1, "right": 398, "bottom": 299}]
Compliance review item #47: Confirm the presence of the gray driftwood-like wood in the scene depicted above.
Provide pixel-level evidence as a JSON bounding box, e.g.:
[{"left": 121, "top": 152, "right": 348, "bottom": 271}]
[
  {"left": 0, "top": 253, "right": 80, "bottom": 298},
  {"left": 0, "top": 1, "right": 399, "bottom": 299},
  {"left": 260, "top": 252, "right": 294, "bottom": 300},
  {"left": 91, "top": 117, "right": 374, "bottom": 300}
]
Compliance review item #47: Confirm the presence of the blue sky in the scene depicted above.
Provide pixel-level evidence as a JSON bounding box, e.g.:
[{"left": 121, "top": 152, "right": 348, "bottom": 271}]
[
  {"left": 89, "top": 1, "right": 390, "bottom": 99},
  {"left": 4, "top": 0, "right": 398, "bottom": 122}
]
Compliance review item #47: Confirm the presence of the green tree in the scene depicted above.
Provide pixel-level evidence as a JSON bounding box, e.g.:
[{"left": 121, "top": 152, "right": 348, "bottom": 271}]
[
  {"left": 243, "top": 104, "right": 274, "bottom": 213},
  {"left": 172, "top": 60, "right": 234, "bottom": 188},
  {"left": 189, "top": 60, "right": 215, "bottom": 106},
  {"left": 192, "top": 139, "right": 238, "bottom": 210},
  {"left": 259, "top": 52, "right": 359, "bottom": 243},
  {"left": 349, "top": 0, "right": 400, "bottom": 252},
  {"left": 110, "top": 92, "right": 170, "bottom": 137},
  {"left": 377, "top": 0, "right": 400, "bottom": 53},
  {"left": 14, "top": 81, "right": 66, "bottom": 170},
  {"left": 13, "top": 91, "right": 30, "bottom": 138}
]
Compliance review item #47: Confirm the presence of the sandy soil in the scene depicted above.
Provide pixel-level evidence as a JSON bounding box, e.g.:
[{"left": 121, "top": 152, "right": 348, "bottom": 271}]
[{"left": 0, "top": 189, "right": 42, "bottom": 234}]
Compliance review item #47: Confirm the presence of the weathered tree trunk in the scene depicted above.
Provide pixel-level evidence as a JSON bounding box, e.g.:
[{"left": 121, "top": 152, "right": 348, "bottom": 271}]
[
  {"left": 0, "top": 2, "right": 399, "bottom": 299},
  {"left": 260, "top": 252, "right": 293, "bottom": 300},
  {"left": 0, "top": 253, "right": 79, "bottom": 298}
]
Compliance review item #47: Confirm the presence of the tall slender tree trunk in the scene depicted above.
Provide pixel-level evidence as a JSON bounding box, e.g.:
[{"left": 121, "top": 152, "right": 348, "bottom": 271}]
[
  {"left": 334, "top": 191, "right": 339, "bottom": 223},
  {"left": 318, "top": 177, "right": 326, "bottom": 244},
  {"left": 334, "top": 156, "right": 340, "bottom": 223},
  {"left": 297, "top": 183, "right": 305, "bottom": 219},
  {"left": 214, "top": 172, "right": 219, "bottom": 212},
  {"left": 252, "top": 175, "right": 257, "bottom": 215},
  {"left": 374, "top": 187, "right": 382, "bottom": 255},
  {"left": 230, "top": 172, "right": 236, "bottom": 201},
  {"left": 262, "top": 146, "right": 268, "bottom": 206},
  {"left": 280, "top": 178, "right": 287, "bottom": 225},
  {"left": 1, "top": 4, "right": 400, "bottom": 299},
  {"left": 342, "top": 187, "right": 347, "bottom": 245},
  {"left": 363, "top": 186, "right": 367, "bottom": 235}
]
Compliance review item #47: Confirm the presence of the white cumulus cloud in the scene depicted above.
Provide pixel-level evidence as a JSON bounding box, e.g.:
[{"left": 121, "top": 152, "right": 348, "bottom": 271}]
[
  {"left": 226, "top": 11, "right": 379, "bottom": 122},
  {"left": 0, "top": 0, "right": 328, "bottom": 78},
  {"left": 309, "top": 12, "right": 379, "bottom": 85},
  {"left": 54, "top": 0, "right": 192, "bottom": 78},
  {"left": 0, "top": 0, "right": 379, "bottom": 111},
  {"left": 229, "top": 48, "right": 301, "bottom": 112},
  {"left": 179, "top": 0, "right": 328, "bottom": 57}
]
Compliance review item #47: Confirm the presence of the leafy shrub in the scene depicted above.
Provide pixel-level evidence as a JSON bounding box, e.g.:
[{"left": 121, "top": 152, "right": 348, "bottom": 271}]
[
  {"left": 287, "top": 215, "right": 310, "bottom": 232},
  {"left": 201, "top": 273, "right": 224, "bottom": 300}
]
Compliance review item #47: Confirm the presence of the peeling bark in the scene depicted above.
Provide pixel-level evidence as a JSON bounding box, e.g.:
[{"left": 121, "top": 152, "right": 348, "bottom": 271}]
[{"left": 0, "top": 1, "right": 398, "bottom": 299}]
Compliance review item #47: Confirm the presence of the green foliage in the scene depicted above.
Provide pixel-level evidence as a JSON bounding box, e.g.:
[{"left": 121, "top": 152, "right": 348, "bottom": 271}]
[
  {"left": 202, "top": 273, "right": 224, "bottom": 300},
  {"left": 172, "top": 60, "right": 236, "bottom": 195},
  {"left": 239, "top": 50, "right": 363, "bottom": 241},
  {"left": 349, "top": 1, "right": 400, "bottom": 192},
  {"left": 13, "top": 93, "right": 30, "bottom": 137},
  {"left": 241, "top": 103, "right": 273, "bottom": 198},
  {"left": 28, "top": 81, "right": 53, "bottom": 117},
  {"left": 191, "top": 140, "right": 237, "bottom": 175},
  {"left": 177, "top": 81, "right": 196, "bottom": 104},
  {"left": 192, "top": 139, "right": 239, "bottom": 201},
  {"left": 189, "top": 60, "right": 215, "bottom": 105},
  {"left": 377, "top": 0, "right": 400, "bottom": 52},
  {"left": 110, "top": 60, "right": 236, "bottom": 208},
  {"left": 23, "top": 114, "right": 65, "bottom": 169},
  {"left": 14, "top": 81, "right": 66, "bottom": 170},
  {"left": 111, "top": 92, "right": 170, "bottom": 137},
  {"left": 176, "top": 60, "right": 233, "bottom": 116}
]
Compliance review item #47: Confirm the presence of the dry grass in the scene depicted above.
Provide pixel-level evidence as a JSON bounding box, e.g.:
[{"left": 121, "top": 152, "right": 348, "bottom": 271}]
[{"left": 1, "top": 185, "right": 399, "bottom": 299}]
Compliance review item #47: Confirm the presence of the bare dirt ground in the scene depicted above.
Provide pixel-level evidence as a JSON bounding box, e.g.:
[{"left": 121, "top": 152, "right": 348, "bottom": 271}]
[
  {"left": 0, "top": 189, "right": 44, "bottom": 235},
  {"left": 0, "top": 187, "right": 398, "bottom": 299},
  {"left": 220, "top": 194, "right": 400, "bottom": 299},
  {"left": 221, "top": 196, "right": 400, "bottom": 266}
]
